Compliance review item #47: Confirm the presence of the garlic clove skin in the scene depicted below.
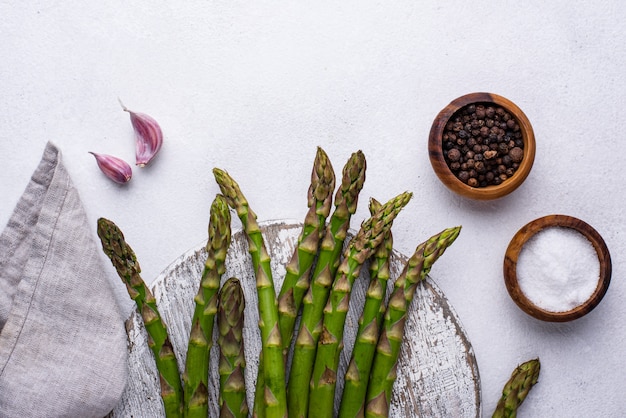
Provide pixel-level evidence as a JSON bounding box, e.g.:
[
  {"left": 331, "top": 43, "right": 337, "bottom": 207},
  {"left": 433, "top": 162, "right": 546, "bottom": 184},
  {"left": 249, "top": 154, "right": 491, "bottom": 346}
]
[
  {"left": 89, "top": 152, "right": 132, "bottom": 184},
  {"left": 120, "top": 103, "right": 163, "bottom": 167}
]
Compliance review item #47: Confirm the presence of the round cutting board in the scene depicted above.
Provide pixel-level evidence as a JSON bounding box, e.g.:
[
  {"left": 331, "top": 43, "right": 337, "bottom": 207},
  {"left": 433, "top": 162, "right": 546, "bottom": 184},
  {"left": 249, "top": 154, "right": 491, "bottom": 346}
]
[{"left": 108, "top": 220, "right": 481, "bottom": 417}]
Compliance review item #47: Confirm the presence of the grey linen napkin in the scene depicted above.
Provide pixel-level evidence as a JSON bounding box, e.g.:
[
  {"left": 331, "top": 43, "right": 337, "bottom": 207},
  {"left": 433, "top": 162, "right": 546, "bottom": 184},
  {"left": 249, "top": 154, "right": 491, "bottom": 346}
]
[{"left": 0, "top": 142, "right": 128, "bottom": 417}]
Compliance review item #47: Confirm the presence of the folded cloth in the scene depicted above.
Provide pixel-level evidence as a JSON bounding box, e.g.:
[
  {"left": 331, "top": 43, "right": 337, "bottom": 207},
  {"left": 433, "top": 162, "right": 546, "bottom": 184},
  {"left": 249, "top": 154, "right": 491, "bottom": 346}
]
[{"left": 0, "top": 142, "right": 128, "bottom": 417}]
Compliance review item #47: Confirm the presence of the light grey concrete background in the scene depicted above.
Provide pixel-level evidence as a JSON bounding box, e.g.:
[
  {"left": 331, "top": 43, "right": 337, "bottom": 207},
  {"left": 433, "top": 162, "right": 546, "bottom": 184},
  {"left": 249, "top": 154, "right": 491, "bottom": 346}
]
[{"left": 1, "top": 1, "right": 624, "bottom": 416}]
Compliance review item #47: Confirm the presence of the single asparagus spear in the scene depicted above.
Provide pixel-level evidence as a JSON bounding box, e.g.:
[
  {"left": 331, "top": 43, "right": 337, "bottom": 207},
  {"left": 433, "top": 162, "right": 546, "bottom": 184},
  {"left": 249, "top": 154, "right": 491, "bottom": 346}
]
[
  {"left": 213, "top": 168, "right": 287, "bottom": 418},
  {"left": 365, "top": 226, "right": 461, "bottom": 418},
  {"left": 97, "top": 218, "right": 183, "bottom": 418},
  {"left": 278, "top": 146, "right": 336, "bottom": 354},
  {"left": 338, "top": 198, "right": 393, "bottom": 418},
  {"left": 252, "top": 147, "right": 335, "bottom": 417},
  {"left": 183, "top": 194, "right": 232, "bottom": 418},
  {"left": 217, "top": 277, "right": 249, "bottom": 418},
  {"left": 287, "top": 150, "right": 367, "bottom": 418},
  {"left": 308, "top": 191, "right": 413, "bottom": 418},
  {"left": 492, "top": 358, "right": 541, "bottom": 418}
]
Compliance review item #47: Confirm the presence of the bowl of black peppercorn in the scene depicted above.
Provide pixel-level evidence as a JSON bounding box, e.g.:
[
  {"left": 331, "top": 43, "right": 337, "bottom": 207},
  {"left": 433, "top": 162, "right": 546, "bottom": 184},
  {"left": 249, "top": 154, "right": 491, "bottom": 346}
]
[{"left": 428, "top": 92, "right": 536, "bottom": 200}]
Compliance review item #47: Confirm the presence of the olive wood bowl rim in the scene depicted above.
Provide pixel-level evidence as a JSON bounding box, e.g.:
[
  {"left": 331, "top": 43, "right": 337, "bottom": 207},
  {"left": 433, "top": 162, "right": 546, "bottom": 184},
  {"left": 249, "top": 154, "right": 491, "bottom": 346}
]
[
  {"left": 503, "top": 214, "right": 612, "bottom": 322},
  {"left": 428, "top": 92, "right": 536, "bottom": 200}
]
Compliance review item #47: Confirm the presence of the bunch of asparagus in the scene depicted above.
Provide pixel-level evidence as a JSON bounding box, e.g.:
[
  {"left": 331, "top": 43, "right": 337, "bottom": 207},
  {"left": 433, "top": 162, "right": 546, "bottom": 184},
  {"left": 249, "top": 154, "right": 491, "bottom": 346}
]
[
  {"left": 213, "top": 147, "right": 464, "bottom": 418},
  {"left": 98, "top": 146, "right": 466, "bottom": 418},
  {"left": 98, "top": 193, "right": 247, "bottom": 418}
]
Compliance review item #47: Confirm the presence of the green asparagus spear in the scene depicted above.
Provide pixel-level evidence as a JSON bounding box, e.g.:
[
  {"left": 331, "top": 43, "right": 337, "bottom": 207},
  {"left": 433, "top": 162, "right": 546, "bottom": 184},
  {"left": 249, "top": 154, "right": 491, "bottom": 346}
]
[
  {"left": 213, "top": 168, "right": 287, "bottom": 418},
  {"left": 365, "top": 226, "right": 461, "bottom": 418},
  {"left": 308, "top": 191, "right": 413, "bottom": 418},
  {"left": 217, "top": 277, "right": 249, "bottom": 418},
  {"left": 492, "top": 359, "right": 541, "bottom": 418},
  {"left": 183, "top": 194, "right": 232, "bottom": 418},
  {"left": 253, "top": 147, "right": 336, "bottom": 417},
  {"left": 287, "top": 150, "right": 367, "bottom": 418},
  {"left": 338, "top": 198, "right": 393, "bottom": 418},
  {"left": 278, "top": 146, "right": 336, "bottom": 354},
  {"left": 97, "top": 218, "right": 183, "bottom": 418}
]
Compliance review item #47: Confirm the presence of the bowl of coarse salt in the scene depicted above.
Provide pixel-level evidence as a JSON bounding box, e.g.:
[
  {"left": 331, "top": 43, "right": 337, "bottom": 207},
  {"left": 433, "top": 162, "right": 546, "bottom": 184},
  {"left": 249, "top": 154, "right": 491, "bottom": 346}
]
[{"left": 503, "top": 215, "right": 611, "bottom": 322}]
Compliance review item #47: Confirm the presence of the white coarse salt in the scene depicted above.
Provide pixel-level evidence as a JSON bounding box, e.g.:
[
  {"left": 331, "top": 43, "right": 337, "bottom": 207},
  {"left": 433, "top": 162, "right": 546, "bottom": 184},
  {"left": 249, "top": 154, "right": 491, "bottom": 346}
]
[{"left": 516, "top": 226, "right": 600, "bottom": 312}]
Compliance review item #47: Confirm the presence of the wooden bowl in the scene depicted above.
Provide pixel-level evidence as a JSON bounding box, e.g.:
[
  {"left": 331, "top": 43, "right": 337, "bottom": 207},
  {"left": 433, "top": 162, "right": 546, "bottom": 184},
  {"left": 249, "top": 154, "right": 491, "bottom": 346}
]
[
  {"left": 503, "top": 215, "right": 612, "bottom": 322},
  {"left": 428, "top": 92, "right": 536, "bottom": 200}
]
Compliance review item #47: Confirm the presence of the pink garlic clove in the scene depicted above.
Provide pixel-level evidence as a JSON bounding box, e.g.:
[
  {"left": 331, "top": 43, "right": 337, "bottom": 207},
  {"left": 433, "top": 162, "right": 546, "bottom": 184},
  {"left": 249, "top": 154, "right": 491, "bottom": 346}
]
[
  {"left": 89, "top": 152, "right": 132, "bottom": 184},
  {"left": 120, "top": 101, "right": 163, "bottom": 167}
]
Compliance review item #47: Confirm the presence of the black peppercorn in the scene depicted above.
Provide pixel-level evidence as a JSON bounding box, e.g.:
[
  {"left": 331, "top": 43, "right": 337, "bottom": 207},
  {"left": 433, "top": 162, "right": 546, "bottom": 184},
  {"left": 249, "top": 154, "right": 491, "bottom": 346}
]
[
  {"left": 509, "top": 147, "right": 524, "bottom": 163},
  {"left": 502, "top": 155, "right": 512, "bottom": 167},
  {"left": 447, "top": 148, "right": 462, "bottom": 162}
]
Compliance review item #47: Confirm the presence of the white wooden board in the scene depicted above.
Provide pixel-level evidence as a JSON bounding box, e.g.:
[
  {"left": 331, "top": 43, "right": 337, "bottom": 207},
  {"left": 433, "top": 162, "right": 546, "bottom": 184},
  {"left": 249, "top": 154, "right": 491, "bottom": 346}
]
[{"left": 108, "top": 220, "right": 481, "bottom": 417}]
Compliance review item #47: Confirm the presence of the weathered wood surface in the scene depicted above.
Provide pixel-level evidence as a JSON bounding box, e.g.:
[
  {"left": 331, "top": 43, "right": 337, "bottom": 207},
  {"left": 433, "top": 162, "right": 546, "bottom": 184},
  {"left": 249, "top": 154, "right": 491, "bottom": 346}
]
[{"left": 108, "top": 220, "right": 481, "bottom": 417}]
